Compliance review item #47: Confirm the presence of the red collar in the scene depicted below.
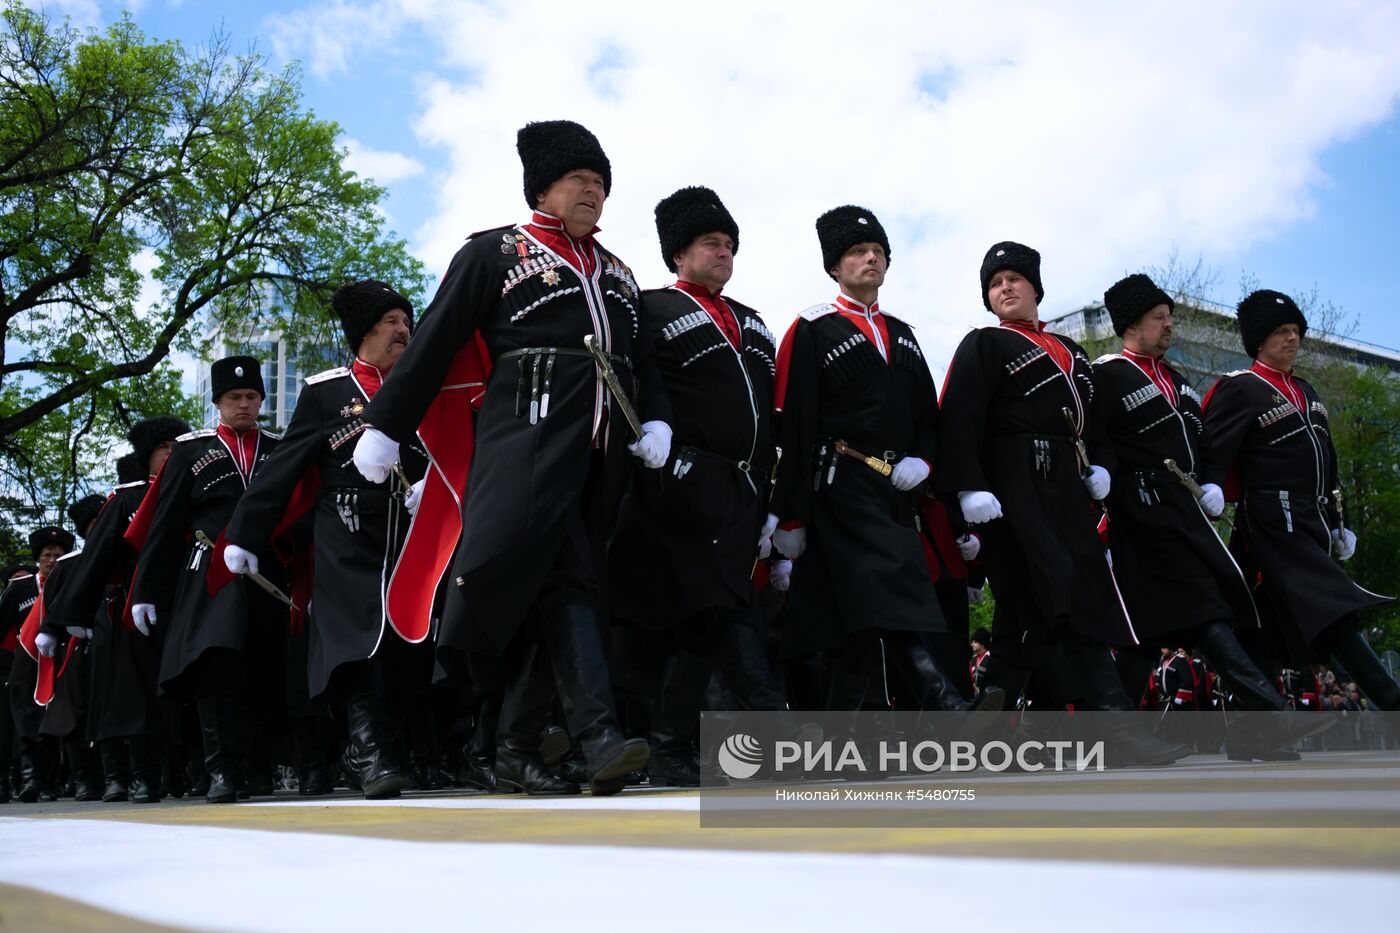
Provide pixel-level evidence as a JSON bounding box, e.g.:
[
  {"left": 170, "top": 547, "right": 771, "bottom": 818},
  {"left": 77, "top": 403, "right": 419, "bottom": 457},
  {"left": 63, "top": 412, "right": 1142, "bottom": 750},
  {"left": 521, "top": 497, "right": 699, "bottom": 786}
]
[
  {"left": 834, "top": 293, "right": 890, "bottom": 362},
  {"left": 834, "top": 293, "right": 880, "bottom": 316},
  {"left": 1122, "top": 347, "right": 1178, "bottom": 405},
  {"left": 1250, "top": 359, "right": 1306, "bottom": 409},
  {"left": 351, "top": 358, "right": 384, "bottom": 399},
  {"left": 674, "top": 279, "right": 740, "bottom": 348},
  {"left": 524, "top": 211, "right": 600, "bottom": 279},
  {"left": 1000, "top": 318, "right": 1071, "bottom": 375},
  {"left": 216, "top": 422, "right": 259, "bottom": 477}
]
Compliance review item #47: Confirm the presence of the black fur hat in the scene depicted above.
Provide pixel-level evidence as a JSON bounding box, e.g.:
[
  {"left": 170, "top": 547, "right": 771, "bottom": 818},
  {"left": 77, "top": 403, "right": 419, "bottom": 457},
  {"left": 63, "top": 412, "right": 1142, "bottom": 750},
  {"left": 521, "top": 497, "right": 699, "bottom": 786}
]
[
  {"left": 28, "top": 526, "right": 74, "bottom": 560},
  {"left": 332, "top": 280, "right": 414, "bottom": 355},
  {"left": 1237, "top": 289, "right": 1307, "bottom": 359},
  {"left": 1104, "top": 273, "right": 1174, "bottom": 337},
  {"left": 654, "top": 186, "right": 740, "bottom": 273},
  {"left": 68, "top": 494, "right": 106, "bottom": 537},
  {"left": 980, "top": 241, "right": 1044, "bottom": 311},
  {"left": 517, "top": 120, "right": 612, "bottom": 209},
  {"left": 210, "top": 355, "right": 264, "bottom": 402},
  {"left": 116, "top": 452, "right": 145, "bottom": 484},
  {"left": 128, "top": 416, "right": 191, "bottom": 472},
  {"left": 971, "top": 628, "right": 992, "bottom": 647},
  {"left": 816, "top": 205, "right": 891, "bottom": 279}
]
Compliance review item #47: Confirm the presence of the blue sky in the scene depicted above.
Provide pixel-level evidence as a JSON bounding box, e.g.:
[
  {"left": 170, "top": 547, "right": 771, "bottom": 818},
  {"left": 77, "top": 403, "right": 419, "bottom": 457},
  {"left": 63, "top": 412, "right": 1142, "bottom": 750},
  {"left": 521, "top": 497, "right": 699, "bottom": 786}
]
[{"left": 38, "top": 0, "right": 1400, "bottom": 368}]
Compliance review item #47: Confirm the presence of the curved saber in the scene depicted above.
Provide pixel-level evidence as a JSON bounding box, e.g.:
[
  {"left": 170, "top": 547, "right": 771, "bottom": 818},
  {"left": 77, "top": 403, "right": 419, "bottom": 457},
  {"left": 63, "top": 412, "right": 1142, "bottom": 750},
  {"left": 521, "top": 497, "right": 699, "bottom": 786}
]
[
  {"left": 194, "top": 530, "right": 300, "bottom": 612},
  {"left": 584, "top": 334, "right": 643, "bottom": 439}
]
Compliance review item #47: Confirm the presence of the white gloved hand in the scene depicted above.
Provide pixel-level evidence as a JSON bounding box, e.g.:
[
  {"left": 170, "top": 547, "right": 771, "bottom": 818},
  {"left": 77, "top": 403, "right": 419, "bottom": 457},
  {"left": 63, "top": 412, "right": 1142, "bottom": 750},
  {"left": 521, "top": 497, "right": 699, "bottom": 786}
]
[
  {"left": 406, "top": 478, "right": 427, "bottom": 516},
  {"left": 65, "top": 625, "right": 90, "bottom": 640},
  {"left": 967, "top": 586, "right": 985, "bottom": 605},
  {"left": 628, "top": 421, "right": 672, "bottom": 470},
  {"left": 223, "top": 543, "right": 259, "bottom": 576},
  {"left": 957, "top": 534, "right": 981, "bottom": 561},
  {"left": 132, "top": 603, "right": 157, "bottom": 636},
  {"left": 770, "top": 559, "right": 793, "bottom": 592},
  {"left": 35, "top": 631, "right": 58, "bottom": 658},
  {"left": 958, "top": 490, "right": 1003, "bottom": 524},
  {"left": 756, "top": 512, "right": 778, "bottom": 558},
  {"left": 1083, "top": 465, "right": 1111, "bottom": 501},
  {"left": 1197, "top": 482, "right": 1225, "bottom": 518},
  {"left": 889, "top": 457, "right": 930, "bottom": 492},
  {"left": 773, "top": 526, "right": 806, "bottom": 559},
  {"left": 1332, "top": 527, "right": 1357, "bottom": 561},
  {"left": 352, "top": 426, "right": 399, "bottom": 484}
]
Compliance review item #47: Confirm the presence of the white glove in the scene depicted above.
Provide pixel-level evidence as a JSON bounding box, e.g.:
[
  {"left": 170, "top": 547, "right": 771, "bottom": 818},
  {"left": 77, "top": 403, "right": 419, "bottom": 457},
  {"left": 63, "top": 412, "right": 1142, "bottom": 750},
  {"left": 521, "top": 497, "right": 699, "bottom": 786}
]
[
  {"left": 957, "top": 534, "right": 981, "bottom": 561},
  {"left": 35, "top": 631, "right": 58, "bottom": 657},
  {"left": 756, "top": 512, "right": 778, "bottom": 558},
  {"left": 352, "top": 426, "right": 400, "bottom": 484},
  {"left": 1083, "top": 465, "right": 1111, "bottom": 501},
  {"left": 223, "top": 543, "right": 259, "bottom": 576},
  {"left": 65, "top": 625, "right": 90, "bottom": 640},
  {"left": 958, "top": 490, "right": 1003, "bottom": 524},
  {"left": 889, "top": 457, "right": 930, "bottom": 492},
  {"left": 770, "top": 559, "right": 793, "bottom": 592},
  {"left": 1332, "top": 527, "right": 1357, "bottom": 561},
  {"left": 628, "top": 421, "right": 672, "bottom": 470},
  {"left": 967, "top": 586, "right": 984, "bottom": 605},
  {"left": 132, "top": 603, "right": 157, "bottom": 636},
  {"left": 1197, "top": 482, "right": 1225, "bottom": 518},
  {"left": 406, "top": 478, "right": 426, "bottom": 516},
  {"left": 773, "top": 526, "right": 806, "bottom": 559}
]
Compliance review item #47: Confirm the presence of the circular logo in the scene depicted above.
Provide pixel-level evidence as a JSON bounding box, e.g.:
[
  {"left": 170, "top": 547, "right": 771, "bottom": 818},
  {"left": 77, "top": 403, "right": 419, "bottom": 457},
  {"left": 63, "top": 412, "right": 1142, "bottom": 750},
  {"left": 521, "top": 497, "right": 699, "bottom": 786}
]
[{"left": 717, "top": 733, "right": 764, "bottom": 780}]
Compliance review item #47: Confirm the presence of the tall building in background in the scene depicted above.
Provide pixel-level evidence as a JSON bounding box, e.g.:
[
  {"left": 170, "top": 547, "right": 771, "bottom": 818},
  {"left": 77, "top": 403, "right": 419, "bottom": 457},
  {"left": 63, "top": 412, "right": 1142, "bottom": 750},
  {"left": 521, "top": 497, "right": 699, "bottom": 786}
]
[{"left": 194, "top": 330, "right": 340, "bottom": 430}]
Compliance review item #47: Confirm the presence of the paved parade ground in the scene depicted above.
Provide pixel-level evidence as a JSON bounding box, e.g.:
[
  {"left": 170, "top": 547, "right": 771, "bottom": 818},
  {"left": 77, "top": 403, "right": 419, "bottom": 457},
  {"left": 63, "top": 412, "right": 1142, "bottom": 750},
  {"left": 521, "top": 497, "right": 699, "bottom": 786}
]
[{"left": 3, "top": 750, "right": 1398, "bottom": 932}]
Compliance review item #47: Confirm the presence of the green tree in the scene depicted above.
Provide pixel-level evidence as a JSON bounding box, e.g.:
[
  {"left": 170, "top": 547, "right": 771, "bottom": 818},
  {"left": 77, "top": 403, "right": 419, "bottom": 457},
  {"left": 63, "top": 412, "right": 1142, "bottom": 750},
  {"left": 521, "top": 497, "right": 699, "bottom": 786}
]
[{"left": 0, "top": 3, "right": 426, "bottom": 443}]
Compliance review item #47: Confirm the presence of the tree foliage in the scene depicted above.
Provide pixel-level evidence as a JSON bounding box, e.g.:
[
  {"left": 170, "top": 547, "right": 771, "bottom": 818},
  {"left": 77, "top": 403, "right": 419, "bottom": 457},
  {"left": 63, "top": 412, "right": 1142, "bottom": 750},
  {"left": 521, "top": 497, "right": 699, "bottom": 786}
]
[{"left": 0, "top": 3, "right": 426, "bottom": 549}]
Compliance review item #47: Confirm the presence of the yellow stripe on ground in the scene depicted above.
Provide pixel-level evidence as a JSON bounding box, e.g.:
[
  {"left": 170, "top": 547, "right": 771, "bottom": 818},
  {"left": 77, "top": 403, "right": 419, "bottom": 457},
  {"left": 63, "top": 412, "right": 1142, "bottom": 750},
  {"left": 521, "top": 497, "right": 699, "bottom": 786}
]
[{"left": 0, "top": 882, "right": 192, "bottom": 933}]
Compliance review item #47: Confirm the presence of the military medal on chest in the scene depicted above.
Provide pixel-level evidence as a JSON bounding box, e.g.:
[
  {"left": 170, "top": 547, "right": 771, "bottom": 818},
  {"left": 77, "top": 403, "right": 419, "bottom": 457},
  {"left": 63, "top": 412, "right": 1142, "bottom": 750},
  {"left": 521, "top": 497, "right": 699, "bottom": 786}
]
[
  {"left": 541, "top": 269, "right": 561, "bottom": 287},
  {"left": 339, "top": 398, "right": 365, "bottom": 419}
]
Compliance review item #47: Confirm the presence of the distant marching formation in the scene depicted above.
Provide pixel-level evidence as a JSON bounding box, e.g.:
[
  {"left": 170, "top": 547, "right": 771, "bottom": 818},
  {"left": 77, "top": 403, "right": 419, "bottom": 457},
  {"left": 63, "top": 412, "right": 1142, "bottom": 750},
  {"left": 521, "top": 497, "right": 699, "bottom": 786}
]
[{"left": 3, "top": 120, "right": 1394, "bottom": 805}]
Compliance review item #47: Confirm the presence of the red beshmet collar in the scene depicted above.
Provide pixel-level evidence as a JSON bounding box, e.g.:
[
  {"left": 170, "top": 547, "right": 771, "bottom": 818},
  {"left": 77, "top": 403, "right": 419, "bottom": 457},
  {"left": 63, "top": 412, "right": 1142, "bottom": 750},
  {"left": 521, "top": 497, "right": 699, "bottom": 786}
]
[
  {"left": 674, "top": 279, "right": 740, "bottom": 349},
  {"left": 524, "top": 210, "right": 600, "bottom": 280},
  {"left": 1122, "top": 347, "right": 1178, "bottom": 406},
  {"left": 1000, "top": 318, "right": 1071, "bottom": 375},
  {"left": 216, "top": 422, "right": 258, "bottom": 477},
  {"left": 1250, "top": 359, "right": 1307, "bottom": 411},
  {"left": 352, "top": 358, "right": 384, "bottom": 400},
  {"left": 834, "top": 293, "right": 890, "bottom": 362}
]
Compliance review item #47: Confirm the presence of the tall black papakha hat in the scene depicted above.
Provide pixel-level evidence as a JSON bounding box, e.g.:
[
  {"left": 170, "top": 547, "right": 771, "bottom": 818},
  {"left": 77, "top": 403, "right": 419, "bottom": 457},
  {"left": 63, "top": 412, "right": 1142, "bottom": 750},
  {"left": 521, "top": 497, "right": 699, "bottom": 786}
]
[
  {"left": 116, "top": 452, "right": 145, "bottom": 484},
  {"left": 68, "top": 494, "right": 106, "bottom": 537},
  {"left": 210, "top": 356, "right": 265, "bottom": 402},
  {"left": 654, "top": 186, "right": 740, "bottom": 273},
  {"left": 1237, "top": 289, "right": 1307, "bottom": 359},
  {"left": 128, "top": 417, "right": 191, "bottom": 473},
  {"left": 980, "top": 241, "right": 1044, "bottom": 311},
  {"left": 332, "top": 280, "right": 414, "bottom": 355},
  {"left": 816, "top": 205, "right": 891, "bottom": 280},
  {"left": 28, "top": 526, "right": 75, "bottom": 560},
  {"left": 1104, "top": 273, "right": 1174, "bottom": 337},
  {"left": 517, "top": 120, "right": 612, "bottom": 209}
]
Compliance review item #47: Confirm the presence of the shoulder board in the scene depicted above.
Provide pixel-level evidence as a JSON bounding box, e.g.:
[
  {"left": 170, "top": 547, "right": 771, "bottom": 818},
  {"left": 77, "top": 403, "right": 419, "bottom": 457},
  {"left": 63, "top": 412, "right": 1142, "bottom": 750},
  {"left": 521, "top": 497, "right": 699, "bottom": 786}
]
[
  {"left": 878, "top": 309, "right": 912, "bottom": 327},
  {"left": 56, "top": 550, "right": 81, "bottom": 563},
  {"left": 1222, "top": 369, "right": 1251, "bottom": 378},
  {"left": 304, "top": 367, "right": 350, "bottom": 386},
  {"left": 176, "top": 429, "right": 217, "bottom": 442},
  {"left": 115, "top": 480, "right": 146, "bottom": 491},
  {"left": 798, "top": 303, "right": 838, "bottom": 321},
  {"left": 1093, "top": 353, "right": 1126, "bottom": 365},
  {"left": 259, "top": 429, "right": 282, "bottom": 440},
  {"left": 9, "top": 572, "right": 34, "bottom": 581},
  {"left": 466, "top": 223, "right": 516, "bottom": 242}
]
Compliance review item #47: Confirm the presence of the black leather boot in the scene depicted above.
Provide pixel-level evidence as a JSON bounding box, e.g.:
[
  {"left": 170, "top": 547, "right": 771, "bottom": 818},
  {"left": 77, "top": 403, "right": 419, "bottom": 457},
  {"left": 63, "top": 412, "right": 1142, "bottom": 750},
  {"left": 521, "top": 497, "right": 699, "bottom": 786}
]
[
  {"left": 495, "top": 643, "right": 580, "bottom": 795},
  {"left": 884, "top": 630, "right": 1008, "bottom": 728},
  {"left": 712, "top": 610, "right": 788, "bottom": 712},
  {"left": 16, "top": 746, "right": 41, "bottom": 803},
  {"left": 99, "top": 738, "right": 130, "bottom": 802},
  {"left": 462, "top": 695, "right": 502, "bottom": 793},
  {"left": 1070, "top": 640, "right": 1189, "bottom": 767},
  {"left": 341, "top": 686, "right": 409, "bottom": 800},
  {"left": 648, "top": 650, "right": 711, "bottom": 788},
  {"left": 294, "top": 716, "right": 335, "bottom": 797},
  {"left": 1331, "top": 630, "right": 1400, "bottom": 712},
  {"left": 128, "top": 735, "right": 163, "bottom": 804},
  {"left": 16, "top": 738, "right": 56, "bottom": 803},
  {"left": 196, "top": 695, "right": 241, "bottom": 804},
  {"left": 540, "top": 604, "right": 648, "bottom": 796},
  {"left": 66, "top": 738, "right": 103, "bottom": 802}
]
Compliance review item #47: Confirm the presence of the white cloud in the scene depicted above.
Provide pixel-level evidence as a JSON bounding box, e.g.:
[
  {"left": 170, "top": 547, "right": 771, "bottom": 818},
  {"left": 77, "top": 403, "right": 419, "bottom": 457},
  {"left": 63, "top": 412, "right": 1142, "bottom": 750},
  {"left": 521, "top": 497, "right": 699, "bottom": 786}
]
[
  {"left": 342, "top": 137, "right": 425, "bottom": 185},
  {"left": 270, "top": 0, "right": 1400, "bottom": 373},
  {"left": 20, "top": 0, "right": 102, "bottom": 29},
  {"left": 265, "top": 0, "right": 408, "bottom": 79}
]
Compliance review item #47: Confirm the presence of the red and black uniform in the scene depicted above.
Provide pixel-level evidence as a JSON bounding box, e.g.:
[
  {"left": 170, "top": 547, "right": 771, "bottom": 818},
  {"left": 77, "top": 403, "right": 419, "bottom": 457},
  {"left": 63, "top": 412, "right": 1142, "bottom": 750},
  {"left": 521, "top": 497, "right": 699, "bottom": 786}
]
[
  {"left": 936, "top": 321, "right": 1133, "bottom": 700},
  {"left": 1203, "top": 361, "right": 1392, "bottom": 662},
  {"left": 2, "top": 574, "right": 45, "bottom": 752},
  {"left": 130, "top": 425, "right": 286, "bottom": 697},
  {"left": 227, "top": 358, "right": 429, "bottom": 702}
]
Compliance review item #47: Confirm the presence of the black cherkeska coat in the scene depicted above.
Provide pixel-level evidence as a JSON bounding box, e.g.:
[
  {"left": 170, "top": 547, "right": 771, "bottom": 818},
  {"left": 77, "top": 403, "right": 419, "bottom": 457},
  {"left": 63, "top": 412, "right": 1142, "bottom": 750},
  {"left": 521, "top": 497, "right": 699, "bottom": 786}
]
[
  {"left": 45, "top": 480, "right": 166, "bottom": 740},
  {"left": 1203, "top": 364, "right": 1392, "bottom": 661},
  {"left": 227, "top": 365, "right": 429, "bottom": 700},
  {"left": 2, "top": 574, "right": 45, "bottom": 740},
  {"left": 130, "top": 428, "right": 288, "bottom": 697},
  {"left": 936, "top": 323, "right": 1135, "bottom": 646},
  {"left": 609, "top": 285, "right": 777, "bottom": 628},
  {"left": 1092, "top": 352, "right": 1257, "bottom": 642},
  {"left": 770, "top": 300, "right": 943, "bottom": 658},
  {"left": 364, "top": 223, "right": 670, "bottom": 661}
]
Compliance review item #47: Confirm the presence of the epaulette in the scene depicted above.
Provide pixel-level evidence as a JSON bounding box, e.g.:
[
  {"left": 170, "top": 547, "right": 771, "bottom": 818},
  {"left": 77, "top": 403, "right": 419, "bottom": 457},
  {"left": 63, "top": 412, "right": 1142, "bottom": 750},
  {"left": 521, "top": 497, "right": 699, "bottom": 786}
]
[
  {"left": 175, "top": 429, "right": 218, "bottom": 442},
  {"left": 466, "top": 223, "right": 516, "bottom": 241},
  {"left": 798, "top": 303, "right": 839, "bottom": 321},
  {"left": 259, "top": 429, "right": 283, "bottom": 440},
  {"left": 304, "top": 367, "right": 350, "bottom": 386},
  {"left": 879, "top": 309, "right": 913, "bottom": 327},
  {"left": 1093, "top": 353, "right": 1126, "bottom": 365},
  {"left": 114, "top": 480, "right": 146, "bottom": 491},
  {"left": 56, "top": 550, "right": 81, "bottom": 563},
  {"left": 1222, "top": 369, "right": 1251, "bottom": 378},
  {"left": 8, "top": 572, "right": 34, "bottom": 581}
]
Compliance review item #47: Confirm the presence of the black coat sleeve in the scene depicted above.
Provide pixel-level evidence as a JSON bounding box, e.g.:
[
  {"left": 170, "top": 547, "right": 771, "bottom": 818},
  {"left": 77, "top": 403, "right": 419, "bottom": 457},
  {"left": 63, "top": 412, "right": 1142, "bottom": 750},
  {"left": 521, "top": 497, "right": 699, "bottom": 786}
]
[
  {"left": 770, "top": 319, "right": 820, "bottom": 525},
  {"left": 1201, "top": 376, "right": 1251, "bottom": 499},
  {"left": 632, "top": 291, "right": 673, "bottom": 428},
  {"left": 45, "top": 495, "right": 123, "bottom": 633},
  {"left": 130, "top": 445, "right": 196, "bottom": 608},
  {"left": 227, "top": 384, "right": 325, "bottom": 549},
  {"left": 935, "top": 330, "right": 991, "bottom": 495}
]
